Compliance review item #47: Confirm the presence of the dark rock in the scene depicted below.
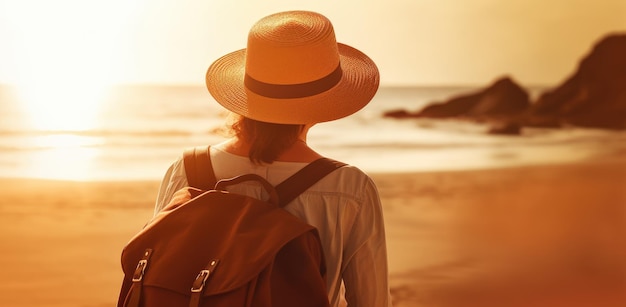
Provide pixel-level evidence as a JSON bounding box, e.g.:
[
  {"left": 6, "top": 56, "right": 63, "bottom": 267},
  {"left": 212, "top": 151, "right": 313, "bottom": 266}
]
[
  {"left": 382, "top": 109, "right": 417, "bottom": 119},
  {"left": 488, "top": 121, "right": 523, "bottom": 135},
  {"left": 389, "top": 77, "right": 531, "bottom": 121},
  {"left": 416, "top": 92, "right": 482, "bottom": 118},
  {"left": 522, "top": 116, "right": 563, "bottom": 128},
  {"left": 465, "top": 77, "right": 530, "bottom": 118},
  {"left": 527, "top": 33, "right": 626, "bottom": 129}
]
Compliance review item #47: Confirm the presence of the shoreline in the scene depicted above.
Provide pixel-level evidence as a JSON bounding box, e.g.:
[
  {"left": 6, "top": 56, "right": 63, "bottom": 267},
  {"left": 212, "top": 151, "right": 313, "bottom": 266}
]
[
  {"left": 2, "top": 153, "right": 625, "bottom": 182},
  {"left": 0, "top": 159, "right": 624, "bottom": 306}
]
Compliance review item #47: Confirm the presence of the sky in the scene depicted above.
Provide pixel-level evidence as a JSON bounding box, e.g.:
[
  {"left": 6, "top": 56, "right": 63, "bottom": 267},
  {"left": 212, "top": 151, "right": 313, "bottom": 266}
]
[{"left": 0, "top": 0, "right": 625, "bottom": 87}]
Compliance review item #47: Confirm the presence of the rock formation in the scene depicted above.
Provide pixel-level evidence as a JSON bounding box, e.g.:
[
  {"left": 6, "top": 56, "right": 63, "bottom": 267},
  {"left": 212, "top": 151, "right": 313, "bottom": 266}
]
[
  {"left": 383, "top": 76, "right": 530, "bottom": 121},
  {"left": 526, "top": 33, "right": 626, "bottom": 129},
  {"left": 383, "top": 33, "right": 626, "bottom": 132}
]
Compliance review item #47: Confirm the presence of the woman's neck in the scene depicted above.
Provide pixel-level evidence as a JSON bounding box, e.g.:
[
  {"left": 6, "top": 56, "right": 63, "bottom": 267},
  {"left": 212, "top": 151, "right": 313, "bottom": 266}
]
[{"left": 215, "top": 137, "right": 323, "bottom": 163}]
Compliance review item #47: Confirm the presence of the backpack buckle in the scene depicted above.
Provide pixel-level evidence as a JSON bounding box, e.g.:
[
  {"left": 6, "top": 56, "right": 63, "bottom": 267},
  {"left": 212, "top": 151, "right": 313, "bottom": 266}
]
[
  {"left": 132, "top": 259, "right": 148, "bottom": 282},
  {"left": 191, "top": 270, "right": 211, "bottom": 293},
  {"left": 190, "top": 259, "right": 219, "bottom": 293}
]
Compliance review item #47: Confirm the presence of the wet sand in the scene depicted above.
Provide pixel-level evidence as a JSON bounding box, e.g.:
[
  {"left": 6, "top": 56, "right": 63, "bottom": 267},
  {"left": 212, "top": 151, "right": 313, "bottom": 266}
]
[{"left": 0, "top": 159, "right": 624, "bottom": 306}]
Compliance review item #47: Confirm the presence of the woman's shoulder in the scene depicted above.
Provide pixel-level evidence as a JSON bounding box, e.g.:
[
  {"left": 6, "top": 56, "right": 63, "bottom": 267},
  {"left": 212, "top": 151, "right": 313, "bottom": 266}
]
[
  {"left": 314, "top": 162, "right": 377, "bottom": 192},
  {"left": 332, "top": 163, "right": 371, "bottom": 180}
]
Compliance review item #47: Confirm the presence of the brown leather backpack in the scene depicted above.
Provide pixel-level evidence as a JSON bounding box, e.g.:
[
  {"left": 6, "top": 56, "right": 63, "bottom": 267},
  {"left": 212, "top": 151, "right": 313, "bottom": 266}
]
[{"left": 118, "top": 146, "right": 345, "bottom": 307}]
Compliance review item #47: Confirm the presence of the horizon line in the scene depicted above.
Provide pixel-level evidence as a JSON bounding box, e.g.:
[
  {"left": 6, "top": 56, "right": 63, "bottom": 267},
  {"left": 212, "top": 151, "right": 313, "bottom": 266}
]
[{"left": 0, "top": 81, "right": 553, "bottom": 89}]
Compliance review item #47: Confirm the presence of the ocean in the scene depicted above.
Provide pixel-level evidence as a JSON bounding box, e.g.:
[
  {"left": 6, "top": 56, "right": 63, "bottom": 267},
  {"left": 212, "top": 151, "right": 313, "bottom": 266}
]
[{"left": 1, "top": 85, "right": 624, "bottom": 181}]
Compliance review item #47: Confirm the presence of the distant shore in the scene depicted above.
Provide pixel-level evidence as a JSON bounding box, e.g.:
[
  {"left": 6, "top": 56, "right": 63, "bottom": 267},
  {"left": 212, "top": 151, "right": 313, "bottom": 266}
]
[{"left": 0, "top": 158, "right": 625, "bottom": 306}]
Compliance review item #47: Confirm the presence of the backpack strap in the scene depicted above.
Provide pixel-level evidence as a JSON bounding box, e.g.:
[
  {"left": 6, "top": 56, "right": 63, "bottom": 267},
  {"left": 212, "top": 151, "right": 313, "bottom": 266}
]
[
  {"left": 121, "top": 249, "right": 153, "bottom": 307},
  {"left": 276, "top": 158, "right": 347, "bottom": 208},
  {"left": 184, "top": 146, "right": 346, "bottom": 206},
  {"left": 183, "top": 146, "right": 217, "bottom": 190}
]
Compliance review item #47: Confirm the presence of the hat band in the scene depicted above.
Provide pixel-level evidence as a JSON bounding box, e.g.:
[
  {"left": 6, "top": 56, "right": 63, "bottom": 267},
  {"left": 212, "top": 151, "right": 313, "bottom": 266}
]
[{"left": 244, "top": 65, "right": 343, "bottom": 99}]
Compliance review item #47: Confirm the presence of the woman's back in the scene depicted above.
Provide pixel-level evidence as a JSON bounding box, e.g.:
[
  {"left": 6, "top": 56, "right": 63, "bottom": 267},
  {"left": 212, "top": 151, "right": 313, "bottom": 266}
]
[{"left": 154, "top": 146, "right": 390, "bottom": 306}]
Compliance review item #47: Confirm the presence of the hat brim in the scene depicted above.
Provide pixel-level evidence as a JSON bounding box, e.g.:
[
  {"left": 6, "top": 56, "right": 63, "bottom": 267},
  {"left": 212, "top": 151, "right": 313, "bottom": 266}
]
[{"left": 206, "top": 43, "right": 380, "bottom": 124}]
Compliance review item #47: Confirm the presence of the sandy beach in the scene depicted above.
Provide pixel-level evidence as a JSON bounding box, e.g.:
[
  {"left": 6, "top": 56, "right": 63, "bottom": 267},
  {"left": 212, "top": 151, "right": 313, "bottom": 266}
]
[{"left": 0, "top": 159, "right": 624, "bottom": 307}]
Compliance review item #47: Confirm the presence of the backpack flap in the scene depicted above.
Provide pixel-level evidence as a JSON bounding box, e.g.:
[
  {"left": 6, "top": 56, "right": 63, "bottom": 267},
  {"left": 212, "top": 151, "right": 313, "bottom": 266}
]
[{"left": 121, "top": 190, "right": 318, "bottom": 297}]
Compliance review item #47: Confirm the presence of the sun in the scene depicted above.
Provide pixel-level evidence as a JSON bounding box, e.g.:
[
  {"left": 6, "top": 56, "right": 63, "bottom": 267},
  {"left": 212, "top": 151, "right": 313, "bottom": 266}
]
[
  {"left": 3, "top": 0, "right": 141, "bottom": 131},
  {"left": 1, "top": 1, "right": 143, "bottom": 180}
]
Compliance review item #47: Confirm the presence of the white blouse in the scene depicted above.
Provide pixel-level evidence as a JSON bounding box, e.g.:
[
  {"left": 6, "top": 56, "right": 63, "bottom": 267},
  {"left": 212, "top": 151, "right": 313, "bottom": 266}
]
[{"left": 154, "top": 147, "right": 391, "bottom": 307}]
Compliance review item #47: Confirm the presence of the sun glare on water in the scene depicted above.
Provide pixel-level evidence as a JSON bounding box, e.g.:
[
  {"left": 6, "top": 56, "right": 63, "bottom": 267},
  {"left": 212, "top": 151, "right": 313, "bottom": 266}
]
[
  {"left": 22, "top": 134, "right": 102, "bottom": 181},
  {"left": 2, "top": 0, "right": 143, "bottom": 180}
]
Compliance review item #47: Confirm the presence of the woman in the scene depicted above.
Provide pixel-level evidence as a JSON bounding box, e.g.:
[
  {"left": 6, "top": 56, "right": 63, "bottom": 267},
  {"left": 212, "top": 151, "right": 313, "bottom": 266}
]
[{"left": 154, "top": 10, "right": 391, "bottom": 307}]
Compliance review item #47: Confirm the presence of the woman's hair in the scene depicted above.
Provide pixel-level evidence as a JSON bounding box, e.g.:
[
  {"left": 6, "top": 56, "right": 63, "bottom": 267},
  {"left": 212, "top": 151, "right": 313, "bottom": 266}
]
[{"left": 229, "top": 115, "right": 304, "bottom": 164}]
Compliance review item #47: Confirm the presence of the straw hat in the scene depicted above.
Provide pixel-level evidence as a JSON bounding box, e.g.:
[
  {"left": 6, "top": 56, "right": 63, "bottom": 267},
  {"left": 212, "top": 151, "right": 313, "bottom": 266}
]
[{"left": 206, "top": 10, "right": 380, "bottom": 124}]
